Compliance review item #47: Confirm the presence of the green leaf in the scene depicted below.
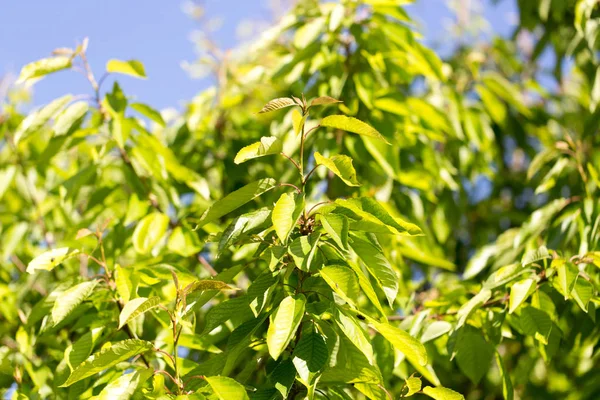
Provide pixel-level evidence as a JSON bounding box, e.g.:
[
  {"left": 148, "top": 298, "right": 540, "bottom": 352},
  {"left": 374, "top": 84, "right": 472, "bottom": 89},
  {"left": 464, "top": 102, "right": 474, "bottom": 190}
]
[
  {"left": 16, "top": 56, "right": 72, "bottom": 83},
  {"left": 95, "top": 368, "right": 153, "bottom": 400},
  {"left": 68, "top": 327, "right": 105, "bottom": 372},
  {"left": 0, "top": 166, "right": 17, "bottom": 201},
  {"left": 320, "top": 115, "right": 389, "bottom": 144},
  {"left": 404, "top": 376, "right": 422, "bottom": 396},
  {"left": 167, "top": 226, "right": 202, "bottom": 257},
  {"left": 218, "top": 208, "right": 272, "bottom": 253},
  {"left": 454, "top": 326, "right": 493, "bottom": 384},
  {"left": 314, "top": 152, "right": 360, "bottom": 186},
  {"left": 372, "top": 321, "right": 427, "bottom": 366},
  {"left": 320, "top": 265, "right": 360, "bottom": 306},
  {"left": 130, "top": 102, "right": 165, "bottom": 126},
  {"left": 183, "top": 280, "right": 234, "bottom": 295},
  {"left": 106, "top": 59, "right": 147, "bottom": 79},
  {"left": 421, "top": 321, "right": 452, "bottom": 343},
  {"left": 350, "top": 234, "right": 398, "bottom": 306},
  {"left": 495, "top": 351, "right": 514, "bottom": 400},
  {"left": 234, "top": 136, "right": 284, "bottom": 164},
  {"left": 292, "top": 332, "right": 329, "bottom": 383},
  {"left": 422, "top": 386, "right": 465, "bottom": 400},
  {"left": 132, "top": 212, "right": 170, "bottom": 254},
  {"left": 521, "top": 246, "right": 550, "bottom": 267},
  {"left": 318, "top": 213, "right": 349, "bottom": 250},
  {"left": 291, "top": 109, "right": 307, "bottom": 135},
  {"left": 334, "top": 197, "right": 422, "bottom": 236},
  {"left": 294, "top": 16, "right": 326, "bottom": 48},
  {"left": 54, "top": 101, "right": 88, "bottom": 136},
  {"left": 335, "top": 310, "right": 374, "bottom": 363},
  {"left": 198, "top": 178, "right": 278, "bottom": 227},
  {"left": 310, "top": 96, "right": 342, "bottom": 107},
  {"left": 509, "top": 278, "right": 535, "bottom": 314},
  {"left": 258, "top": 97, "right": 297, "bottom": 113},
  {"left": 554, "top": 259, "right": 578, "bottom": 299},
  {"left": 288, "top": 233, "right": 320, "bottom": 272},
  {"left": 115, "top": 265, "right": 137, "bottom": 303},
  {"left": 272, "top": 192, "right": 304, "bottom": 244},
  {"left": 571, "top": 278, "right": 594, "bottom": 312},
  {"left": 269, "top": 359, "right": 296, "bottom": 398},
  {"left": 267, "top": 294, "right": 306, "bottom": 360},
  {"left": 118, "top": 297, "right": 161, "bottom": 329},
  {"left": 61, "top": 339, "right": 153, "bottom": 387},
  {"left": 14, "top": 94, "right": 72, "bottom": 144},
  {"left": 205, "top": 376, "right": 249, "bottom": 400},
  {"left": 200, "top": 297, "right": 249, "bottom": 335},
  {"left": 320, "top": 334, "right": 382, "bottom": 384},
  {"left": 520, "top": 306, "right": 552, "bottom": 344},
  {"left": 329, "top": 4, "right": 345, "bottom": 31},
  {"left": 456, "top": 288, "right": 492, "bottom": 328},
  {"left": 52, "top": 280, "right": 98, "bottom": 326},
  {"left": 26, "top": 247, "right": 81, "bottom": 274}
]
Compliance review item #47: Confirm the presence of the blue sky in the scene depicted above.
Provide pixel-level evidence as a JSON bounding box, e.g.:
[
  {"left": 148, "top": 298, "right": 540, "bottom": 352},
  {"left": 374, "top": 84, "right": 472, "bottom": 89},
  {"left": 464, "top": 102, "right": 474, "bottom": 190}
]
[{"left": 0, "top": 0, "right": 517, "bottom": 110}]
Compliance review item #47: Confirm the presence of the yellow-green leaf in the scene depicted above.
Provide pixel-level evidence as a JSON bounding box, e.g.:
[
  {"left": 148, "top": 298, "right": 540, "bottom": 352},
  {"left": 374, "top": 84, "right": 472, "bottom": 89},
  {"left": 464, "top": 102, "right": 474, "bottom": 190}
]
[
  {"left": 509, "top": 278, "right": 535, "bottom": 314},
  {"left": 320, "top": 265, "right": 359, "bottom": 306},
  {"left": 314, "top": 151, "right": 360, "bottom": 186},
  {"left": 198, "top": 178, "right": 278, "bottom": 227},
  {"left": 291, "top": 109, "right": 306, "bottom": 135},
  {"left": 234, "top": 136, "right": 283, "bottom": 164},
  {"left": 317, "top": 213, "right": 348, "bottom": 250},
  {"left": 272, "top": 192, "right": 304, "bottom": 244},
  {"left": 372, "top": 321, "right": 428, "bottom": 366},
  {"left": 54, "top": 101, "right": 88, "bottom": 136},
  {"left": 14, "top": 94, "right": 72, "bottom": 144},
  {"left": 96, "top": 368, "right": 153, "bottom": 400},
  {"left": 106, "top": 59, "right": 147, "bottom": 79},
  {"left": 167, "top": 226, "right": 202, "bottom": 257},
  {"left": 61, "top": 339, "right": 153, "bottom": 387},
  {"left": 321, "top": 115, "right": 389, "bottom": 144},
  {"left": 335, "top": 310, "right": 373, "bottom": 363},
  {"left": 132, "top": 213, "right": 170, "bottom": 254},
  {"left": 267, "top": 295, "right": 306, "bottom": 360},
  {"left": 26, "top": 247, "right": 80, "bottom": 274},
  {"left": 16, "top": 56, "right": 72, "bottom": 83},
  {"left": 205, "top": 376, "right": 249, "bottom": 400},
  {"left": 422, "top": 386, "right": 465, "bottom": 400},
  {"left": 118, "top": 297, "right": 161, "bottom": 329},
  {"left": 52, "top": 280, "right": 98, "bottom": 326},
  {"left": 404, "top": 376, "right": 422, "bottom": 396},
  {"left": 258, "top": 97, "right": 297, "bottom": 113}
]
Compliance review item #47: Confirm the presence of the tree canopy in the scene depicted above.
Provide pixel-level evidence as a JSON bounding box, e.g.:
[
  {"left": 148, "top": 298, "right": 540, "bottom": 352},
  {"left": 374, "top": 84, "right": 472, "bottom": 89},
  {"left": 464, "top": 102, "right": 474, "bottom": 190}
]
[{"left": 1, "top": 0, "right": 600, "bottom": 399}]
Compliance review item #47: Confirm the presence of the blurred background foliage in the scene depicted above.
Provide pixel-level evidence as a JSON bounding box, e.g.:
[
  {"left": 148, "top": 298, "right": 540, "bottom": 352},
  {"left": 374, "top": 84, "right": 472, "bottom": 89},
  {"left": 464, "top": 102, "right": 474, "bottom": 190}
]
[{"left": 2, "top": 0, "right": 600, "bottom": 399}]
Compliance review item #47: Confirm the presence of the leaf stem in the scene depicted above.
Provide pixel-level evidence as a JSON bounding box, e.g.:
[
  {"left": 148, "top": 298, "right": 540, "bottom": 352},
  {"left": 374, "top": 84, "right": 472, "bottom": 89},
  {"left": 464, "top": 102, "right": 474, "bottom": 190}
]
[
  {"left": 280, "top": 152, "right": 302, "bottom": 176},
  {"left": 303, "top": 165, "right": 320, "bottom": 185},
  {"left": 278, "top": 183, "right": 302, "bottom": 194}
]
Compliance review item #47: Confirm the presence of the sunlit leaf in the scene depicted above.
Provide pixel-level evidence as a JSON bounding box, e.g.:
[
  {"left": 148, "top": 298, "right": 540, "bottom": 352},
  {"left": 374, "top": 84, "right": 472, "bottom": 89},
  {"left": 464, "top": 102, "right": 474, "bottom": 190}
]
[
  {"left": 118, "top": 297, "right": 161, "bottom": 329},
  {"left": 106, "top": 59, "right": 147, "bottom": 78},
  {"left": 132, "top": 213, "right": 170, "bottom": 254},
  {"left": 17, "top": 56, "right": 72, "bottom": 83},
  {"left": 198, "top": 178, "right": 278, "bottom": 227},
  {"left": 61, "top": 339, "right": 153, "bottom": 387},
  {"left": 267, "top": 295, "right": 306, "bottom": 360},
  {"left": 26, "top": 247, "right": 80, "bottom": 274},
  {"left": 258, "top": 97, "right": 297, "bottom": 113},
  {"left": 314, "top": 152, "right": 360, "bottom": 186},
  {"left": 321, "top": 115, "right": 390, "bottom": 144},
  {"left": 234, "top": 136, "right": 283, "bottom": 164}
]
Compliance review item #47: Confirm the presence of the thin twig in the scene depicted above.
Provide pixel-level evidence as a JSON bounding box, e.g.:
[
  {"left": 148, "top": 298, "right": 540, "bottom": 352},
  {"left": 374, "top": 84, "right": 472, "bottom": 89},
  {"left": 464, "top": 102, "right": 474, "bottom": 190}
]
[
  {"left": 278, "top": 182, "right": 302, "bottom": 194},
  {"left": 280, "top": 152, "right": 302, "bottom": 175}
]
